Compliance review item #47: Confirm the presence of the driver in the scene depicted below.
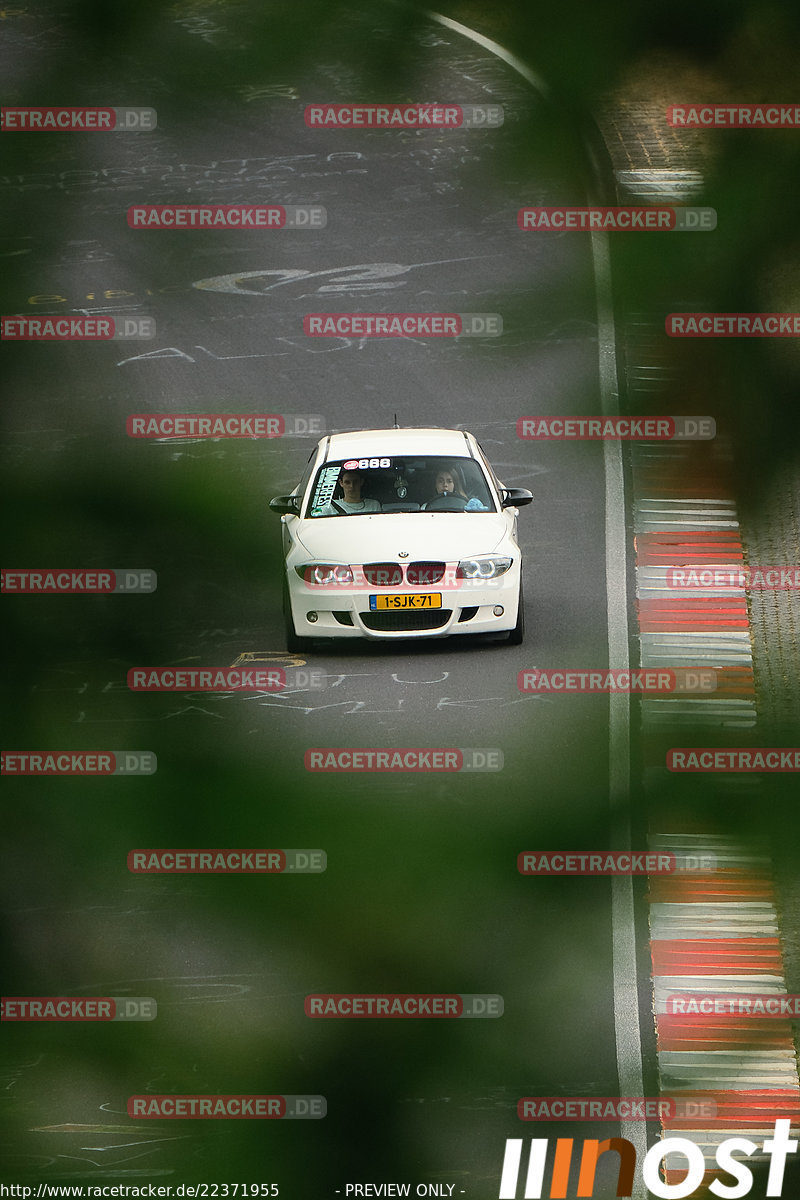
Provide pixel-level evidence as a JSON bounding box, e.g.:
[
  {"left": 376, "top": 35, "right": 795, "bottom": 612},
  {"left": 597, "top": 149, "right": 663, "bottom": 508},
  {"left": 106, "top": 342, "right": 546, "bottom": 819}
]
[
  {"left": 424, "top": 463, "right": 470, "bottom": 501},
  {"left": 422, "top": 464, "right": 469, "bottom": 510},
  {"left": 318, "top": 469, "right": 381, "bottom": 515},
  {"left": 422, "top": 463, "right": 490, "bottom": 512},
  {"left": 432, "top": 467, "right": 467, "bottom": 499}
]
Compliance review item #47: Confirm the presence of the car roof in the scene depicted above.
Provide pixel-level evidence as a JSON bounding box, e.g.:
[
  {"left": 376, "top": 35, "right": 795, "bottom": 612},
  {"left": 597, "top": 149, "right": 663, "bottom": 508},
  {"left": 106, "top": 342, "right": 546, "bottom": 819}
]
[{"left": 322, "top": 427, "right": 477, "bottom": 461}]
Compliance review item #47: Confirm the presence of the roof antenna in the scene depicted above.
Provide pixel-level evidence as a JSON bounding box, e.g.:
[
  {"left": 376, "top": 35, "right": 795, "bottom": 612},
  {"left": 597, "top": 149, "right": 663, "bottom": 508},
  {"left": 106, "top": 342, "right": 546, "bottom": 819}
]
[{"left": 393, "top": 413, "right": 399, "bottom": 428}]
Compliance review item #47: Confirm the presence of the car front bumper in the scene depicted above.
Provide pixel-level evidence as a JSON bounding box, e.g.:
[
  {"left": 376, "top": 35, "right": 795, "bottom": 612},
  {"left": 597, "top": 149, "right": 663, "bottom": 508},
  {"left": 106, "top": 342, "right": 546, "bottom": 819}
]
[{"left": 285, "top": 568, "right": 521, "bottom": 640}]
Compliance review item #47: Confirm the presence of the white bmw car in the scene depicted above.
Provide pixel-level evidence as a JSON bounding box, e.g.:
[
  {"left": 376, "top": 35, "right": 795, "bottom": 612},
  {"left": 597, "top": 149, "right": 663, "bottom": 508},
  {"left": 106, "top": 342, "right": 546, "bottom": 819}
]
[{"left": 269, "top": 427, "right": 533, "bottom": 650}]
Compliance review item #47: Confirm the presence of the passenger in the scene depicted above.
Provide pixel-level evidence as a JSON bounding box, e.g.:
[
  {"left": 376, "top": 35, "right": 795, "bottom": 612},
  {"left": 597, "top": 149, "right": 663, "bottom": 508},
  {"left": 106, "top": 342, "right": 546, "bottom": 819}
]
[{"left": 318, "top": 469, "right": 381, "bottom": 515}]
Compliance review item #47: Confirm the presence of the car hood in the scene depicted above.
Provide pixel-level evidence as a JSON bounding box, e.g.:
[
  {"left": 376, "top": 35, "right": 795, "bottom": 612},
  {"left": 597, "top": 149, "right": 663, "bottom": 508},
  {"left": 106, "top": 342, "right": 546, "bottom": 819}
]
[{"left": 293, "top": 512, "right": 510, "bottom": 562}]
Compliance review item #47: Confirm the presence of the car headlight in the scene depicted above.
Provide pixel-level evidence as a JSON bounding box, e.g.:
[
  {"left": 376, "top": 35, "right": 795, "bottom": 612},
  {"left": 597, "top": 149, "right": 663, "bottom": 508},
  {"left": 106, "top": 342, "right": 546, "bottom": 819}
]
[
  {"left": 456, "top": 556, "right": 512, "bottom": 579},
  {"left": 296, "top": 563, "right": 354, "bottom": 586}
]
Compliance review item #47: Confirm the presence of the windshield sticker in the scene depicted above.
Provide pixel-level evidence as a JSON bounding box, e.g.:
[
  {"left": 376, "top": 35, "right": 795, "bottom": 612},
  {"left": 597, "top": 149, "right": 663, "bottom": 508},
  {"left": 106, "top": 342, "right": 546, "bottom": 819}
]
[
  {"left": 342, "top": 457, "right": 391, "bottom": 470},
  {"left": 311, "top": 465, "right": 341, "bottom": 512}
]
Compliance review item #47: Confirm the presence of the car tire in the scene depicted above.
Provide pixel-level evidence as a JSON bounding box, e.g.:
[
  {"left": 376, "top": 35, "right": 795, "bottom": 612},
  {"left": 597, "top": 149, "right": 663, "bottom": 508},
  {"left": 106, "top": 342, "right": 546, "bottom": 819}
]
[
  {"left": 283, "top": 581, "right": 312, "bottom": 654},
  {"left": 507, "top": 582, "right": 525, "bottom": 645}
]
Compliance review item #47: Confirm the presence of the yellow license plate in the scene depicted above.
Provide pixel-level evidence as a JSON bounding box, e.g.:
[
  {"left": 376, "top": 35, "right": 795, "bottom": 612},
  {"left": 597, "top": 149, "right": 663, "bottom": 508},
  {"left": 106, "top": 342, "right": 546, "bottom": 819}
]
[{"left": 370, "top": 593, "right": 442, "bottom": 610}]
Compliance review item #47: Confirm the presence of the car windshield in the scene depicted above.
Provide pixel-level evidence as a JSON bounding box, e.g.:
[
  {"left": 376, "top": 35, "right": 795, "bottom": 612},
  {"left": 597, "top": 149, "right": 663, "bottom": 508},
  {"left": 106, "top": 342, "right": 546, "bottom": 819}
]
[{"left": 305, "top": 456, "right": 496, "bottom": 517}]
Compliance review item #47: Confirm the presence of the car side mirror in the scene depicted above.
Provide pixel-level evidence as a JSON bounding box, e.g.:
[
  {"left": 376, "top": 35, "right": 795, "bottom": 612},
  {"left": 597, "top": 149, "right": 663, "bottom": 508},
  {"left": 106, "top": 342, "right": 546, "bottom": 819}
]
[
  {"left": 269, "top": 494, "right": 300, "bottom": 515},
  {"left": 501, "top": 488, "right": 533, "bottom": 508}
]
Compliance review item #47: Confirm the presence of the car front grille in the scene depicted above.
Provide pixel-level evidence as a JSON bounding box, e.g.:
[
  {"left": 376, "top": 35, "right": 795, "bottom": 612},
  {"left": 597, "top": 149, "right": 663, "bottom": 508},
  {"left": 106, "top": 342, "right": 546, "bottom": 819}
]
[
  {"left": 360, "top": 609, "right": 452, "bottom": 632},
  {"left": 362, "top": 561, "right": 445, "bottom": 586},
  {"left": 363, "top": 562, "right": 404, "bottom": 587},
  {"left": 405, "top": 560, "right": 445, "bottom": 585}
]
